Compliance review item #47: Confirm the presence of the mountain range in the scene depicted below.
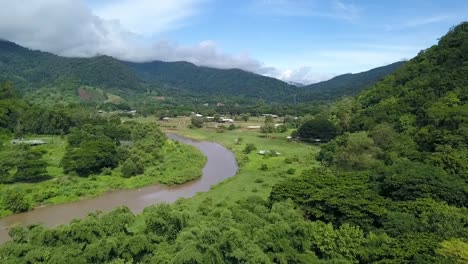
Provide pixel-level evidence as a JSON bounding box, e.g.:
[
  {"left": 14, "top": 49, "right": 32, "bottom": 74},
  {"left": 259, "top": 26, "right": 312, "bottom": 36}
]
[{"left": 0, "top": 40, "right": 405, "bottom": 104}]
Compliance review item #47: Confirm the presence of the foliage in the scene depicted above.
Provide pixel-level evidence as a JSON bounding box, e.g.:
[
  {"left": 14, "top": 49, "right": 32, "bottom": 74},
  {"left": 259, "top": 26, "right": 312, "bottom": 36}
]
[
  {"left": 61, "top": 137, "right": 119, "bottom": 177},
  {"left": 2, "top": 188, "right": 31, "bottom": 213},
  {"left": 0, "top": 145, "right": 49, "bottom": 183},
  {"left": 190, "top": 116, "right": 204, "bottom": 128},
  {"left": 121, "top": 155, "right": 144, "bottom": 178},
  {"left": 243, "top": 143, "right": 257, "bottom": 154},
  {"left": 296, "top": 116, "right": 338, "bottom": 142},
  {"left": 270, "top": 22, "right": 468, "bottom": 264},
  {"left": 299, "top": 61, "right": 405, "bottom": 101}
]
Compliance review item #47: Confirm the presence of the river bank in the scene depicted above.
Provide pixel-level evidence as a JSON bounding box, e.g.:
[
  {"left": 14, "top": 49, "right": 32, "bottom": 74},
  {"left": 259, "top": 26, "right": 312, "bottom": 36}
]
[{"left": 0, "top": 134, "right": 237, "bottom": 243}]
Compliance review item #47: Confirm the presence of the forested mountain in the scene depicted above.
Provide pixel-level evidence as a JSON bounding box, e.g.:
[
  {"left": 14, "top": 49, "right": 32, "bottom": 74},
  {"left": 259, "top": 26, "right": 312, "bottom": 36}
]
[
  {"left": 0, "top": 40, "right": 403, "bottom": 104},
  {"left": 125, "top": 60, "right": 297, "bottom": 101},
  {"left": 0, "top": 40, "right": 143, "bottom": 95},
  {"left": 298, "top": 61, "right": 405, "bottom": 101}
]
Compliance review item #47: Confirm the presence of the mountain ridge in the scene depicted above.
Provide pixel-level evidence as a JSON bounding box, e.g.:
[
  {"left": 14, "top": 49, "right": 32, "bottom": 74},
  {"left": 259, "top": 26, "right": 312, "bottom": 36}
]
[{"left": 0, "top": 39, "right": 404, "bottom": 103}]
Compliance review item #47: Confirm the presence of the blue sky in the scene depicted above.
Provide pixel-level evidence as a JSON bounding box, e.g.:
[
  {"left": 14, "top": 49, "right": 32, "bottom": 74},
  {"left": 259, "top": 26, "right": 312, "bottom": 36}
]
[{"left": 1, "top": 0, "right": 466, "bottom": 83}]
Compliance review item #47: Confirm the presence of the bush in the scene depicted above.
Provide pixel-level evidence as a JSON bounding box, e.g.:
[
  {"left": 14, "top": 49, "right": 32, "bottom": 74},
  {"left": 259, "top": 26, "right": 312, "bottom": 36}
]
[
  {"left": 286, "top": 168, "right": 296, "bottom": 175},
  {"left": 228, "top": 124, "right": 236, "bottom": 130},
  {"left": 254, "top": 178, "right": 264, "bottom": 183},
  {"left": 216, "top": 126, "right": 225, "bottom": 133},
  {"left": 190, "top": 117, "right": 204, "bottom": 128},
  {"left": 102, "top": 167, "right": 113, "bottom": 175},
  {"left": 243, "top": 143, "right": 257, "bottom": 154},
  {"left": 260, "top": 164, "right": 268, "bottom": 171},
  {"left": 121, "top": 156, "right": 145, "bottom": 178},
  {"left": 275, "top": 125, "right": 288, "bottom": 133},
  {"left": 2, "top": 188, "right": 31, "bottom": 213}
]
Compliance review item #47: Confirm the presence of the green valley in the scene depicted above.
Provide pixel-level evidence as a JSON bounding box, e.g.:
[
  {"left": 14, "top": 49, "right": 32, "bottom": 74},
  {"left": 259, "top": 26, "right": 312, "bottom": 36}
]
[{"left": 0, "top": 7, "right": 466, "bottom": 264}]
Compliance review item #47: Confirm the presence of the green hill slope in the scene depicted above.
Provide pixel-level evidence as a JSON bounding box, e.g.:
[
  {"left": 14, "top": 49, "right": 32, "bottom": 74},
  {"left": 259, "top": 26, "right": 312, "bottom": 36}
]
[
  {"left": 0, "top": 40, "right": 143, "bottom": 95},
  {"left": 0, "top": 40, "right": 402, "bottom": 103},
  {"left": 298, "top": 61, "right": 405, "bottom": 101},
  {"left": 125, "top": 60, "right": 297, "bottom": 102}
]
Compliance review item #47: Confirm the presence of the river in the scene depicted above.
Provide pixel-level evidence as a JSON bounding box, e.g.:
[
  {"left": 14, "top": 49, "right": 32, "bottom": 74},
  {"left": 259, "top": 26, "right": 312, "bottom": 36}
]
[{"left": 0, "top": 133, "right": 238, "bottom": 243}]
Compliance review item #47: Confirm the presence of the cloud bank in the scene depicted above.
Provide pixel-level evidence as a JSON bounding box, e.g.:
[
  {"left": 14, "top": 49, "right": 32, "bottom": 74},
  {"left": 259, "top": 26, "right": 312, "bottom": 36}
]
[{"left": 0, "top": 0, "right": 336, "bottom": 84}]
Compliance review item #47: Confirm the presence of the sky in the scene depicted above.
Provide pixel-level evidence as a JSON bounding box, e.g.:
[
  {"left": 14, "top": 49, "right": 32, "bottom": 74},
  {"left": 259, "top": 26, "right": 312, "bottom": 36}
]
[{"left": 0, "top": 1, "right": 466, "bottom": 84}]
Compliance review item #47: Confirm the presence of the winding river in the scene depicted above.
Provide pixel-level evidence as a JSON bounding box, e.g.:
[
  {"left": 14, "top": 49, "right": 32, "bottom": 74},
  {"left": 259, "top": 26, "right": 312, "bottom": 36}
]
[{"left": 0, "top": 133, "right": 238, "bottom": 243}]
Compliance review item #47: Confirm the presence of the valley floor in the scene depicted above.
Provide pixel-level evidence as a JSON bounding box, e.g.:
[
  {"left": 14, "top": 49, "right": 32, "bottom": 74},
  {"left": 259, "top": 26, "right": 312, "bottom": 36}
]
[{"left": 155, "top": 117, "right": 320, "bottom": 209}]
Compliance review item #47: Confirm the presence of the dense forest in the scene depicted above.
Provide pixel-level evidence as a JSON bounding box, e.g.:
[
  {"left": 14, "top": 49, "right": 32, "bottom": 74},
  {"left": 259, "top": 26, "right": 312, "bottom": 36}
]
[
  {"left": 0, "top": 22, "right": 466, "bottom": 264},
  {"left": 0, "top": 39, "right": 402, "bottom": 106},
  {"left": 298, "top": 61, "right": 405, "bottom": 101}
]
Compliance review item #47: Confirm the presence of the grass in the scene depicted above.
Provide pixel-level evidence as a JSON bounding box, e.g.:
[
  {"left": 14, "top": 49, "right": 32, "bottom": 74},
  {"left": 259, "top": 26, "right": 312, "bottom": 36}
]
[
  {"left": 1, "top": 116, "right": 318, "bottom": 218},
  {"left": 154, "top": 116, "right": 321, "bottom": 210},
  {"left": 0, "top": 134, "right": 206, "bottom": 218}
]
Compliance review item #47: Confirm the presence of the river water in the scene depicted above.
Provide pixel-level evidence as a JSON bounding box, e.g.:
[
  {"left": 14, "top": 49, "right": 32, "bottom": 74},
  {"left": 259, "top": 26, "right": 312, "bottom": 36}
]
[{"left": 0, "top": 133, "right": 238, "bottom": 243}]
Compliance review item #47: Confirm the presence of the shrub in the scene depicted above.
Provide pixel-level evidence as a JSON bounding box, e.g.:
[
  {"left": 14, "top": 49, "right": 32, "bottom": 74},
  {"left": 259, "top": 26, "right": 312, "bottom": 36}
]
[
  {"left": 121, "top": 156, "right": 144, "bottom": 178},
  {"left": 190, "top": 117, "right": 204, "bottom": 128},
  {"left": 2, "top": 188, "right": 31, "bottom": 213},
  {"left": 243, "top": 143, "right": 257, "bottom": 154},
  {"left": 102, "top": 167, "right": 113, "bottom": 175},
  {"left": 286, "top": 168, "right": 296, "bottom": 175},
  {"left": 260, "top": 164, "right": 268, "bottom": 171}
]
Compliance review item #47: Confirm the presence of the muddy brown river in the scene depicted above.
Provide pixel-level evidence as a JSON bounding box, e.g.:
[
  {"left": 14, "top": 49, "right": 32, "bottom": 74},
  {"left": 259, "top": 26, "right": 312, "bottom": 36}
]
[{"left": 0, "top": 133, "right": 238, "bottom": 243}]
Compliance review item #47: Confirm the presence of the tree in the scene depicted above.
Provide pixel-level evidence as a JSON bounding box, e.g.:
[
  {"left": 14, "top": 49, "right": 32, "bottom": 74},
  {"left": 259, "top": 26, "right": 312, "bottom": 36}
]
[
  {"left": 61, "top": 139, "right": 119, "bottom": 177},
  {"left": 0, "top": 82, "right": 17, "bottom": 100},
  {"left": 296, "top": 117, "right": 338, "bottom": 142},
  {"left": 260, "top": 117, "right": 275, "bottom": 138},
  {"left": 0, "top": 150, "right": 16, "bottom": 183},
  {"left": 376, "top": 159, "right": 467, "bottom": 206},
  {"left": 14, "top": 146, "right": 49, "bottom": 182},
  {"left": 436, "top": 239, "right": 468, "bottom": 263},
  {"left": 0, "top": 145, "right": 48, "bottom": 183},
  {"left": 334, "top": 132, "right": 383, "bottom": 170},
  {"left": 121, "top": 155, "right": 144, "bottom": 178},
  {"left": 190, "top": 116, "right": 204, "bottom": 128},
  {"left": 241, "top": 114, "right": 250, "bottom": 122}
]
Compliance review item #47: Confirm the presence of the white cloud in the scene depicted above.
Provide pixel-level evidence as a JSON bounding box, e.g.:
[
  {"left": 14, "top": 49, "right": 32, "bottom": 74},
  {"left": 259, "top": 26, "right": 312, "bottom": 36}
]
[
  {"left": 0, "top": 0, "right": 260, "bottom": 69},
  {"left": 0, "top": 0, "right": 408, "bottom": 85},
  {"left": 0, "top": 0, "right": 331, "bottom": 84}
]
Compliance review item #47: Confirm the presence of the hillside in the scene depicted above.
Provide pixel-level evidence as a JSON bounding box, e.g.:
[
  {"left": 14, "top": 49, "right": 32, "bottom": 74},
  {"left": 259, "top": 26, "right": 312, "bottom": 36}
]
[
  {"left": 0, "top": 40, "right": 402, "bottom": 104},
  {"left": 125, "top": 60, "right": 297, "bottom": 102},
  {"left": 0, "top": 40, "right": 143, "bottom": 95},
  {"left": 298, "top": 61, "right": 405, "bottom": 101},
  {"left": 271, "top": 22, "right": 468, "bottom": 262}
]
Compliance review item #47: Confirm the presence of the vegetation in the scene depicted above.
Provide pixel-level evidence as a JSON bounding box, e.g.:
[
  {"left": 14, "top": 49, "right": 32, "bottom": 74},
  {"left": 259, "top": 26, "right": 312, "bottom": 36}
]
[
  {"left": 299, "top": 61, "right": 405, "bottom": 100},
  {"left": 296, "top": 116, "right": 338, "bottom": 142},
  {"left": 270, "top": 22, "right": 468, "bottom": 263},
  {"left": 0, "top": 84, "right": 206, "bottom": 217},
  {"left": 0, "top": 22, "right": 466, "bottom": 264},
  {"left": 0, "top": 40, "right": 402, "bottom": 106}
]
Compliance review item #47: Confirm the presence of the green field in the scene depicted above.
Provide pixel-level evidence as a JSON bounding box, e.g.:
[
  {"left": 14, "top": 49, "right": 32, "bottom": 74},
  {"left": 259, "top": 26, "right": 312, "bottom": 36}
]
[{"left": 156, "top": 117, "right": 321, "bottom": 209}]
